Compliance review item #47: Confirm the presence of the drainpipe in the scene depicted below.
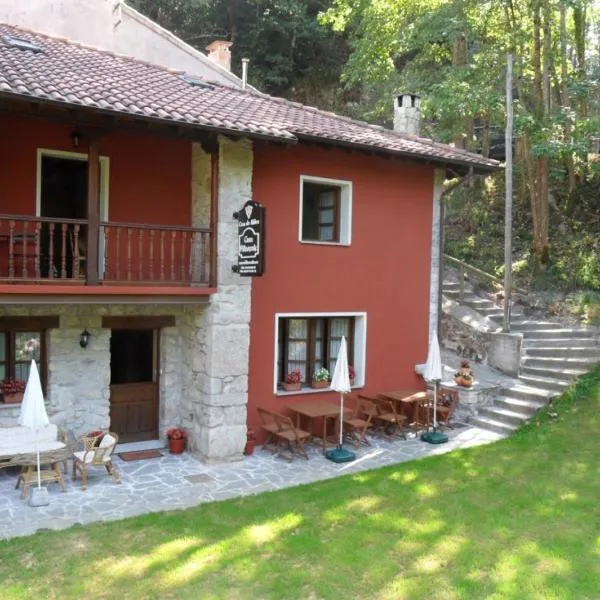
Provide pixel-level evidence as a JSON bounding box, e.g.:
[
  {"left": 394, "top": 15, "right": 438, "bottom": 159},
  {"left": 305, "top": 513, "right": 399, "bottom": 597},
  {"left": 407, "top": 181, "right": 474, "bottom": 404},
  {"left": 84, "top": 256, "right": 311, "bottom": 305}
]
[{"left": 241, "top": 58, "right": 249, "bottom": 90}]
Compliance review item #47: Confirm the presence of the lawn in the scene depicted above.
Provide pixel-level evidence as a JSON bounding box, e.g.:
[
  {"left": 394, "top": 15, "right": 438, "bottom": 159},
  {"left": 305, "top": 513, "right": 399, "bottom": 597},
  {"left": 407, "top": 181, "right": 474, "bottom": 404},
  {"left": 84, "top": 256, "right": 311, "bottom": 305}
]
[{"left": 2, "top": 366, "right": 600, "bottom": 600}]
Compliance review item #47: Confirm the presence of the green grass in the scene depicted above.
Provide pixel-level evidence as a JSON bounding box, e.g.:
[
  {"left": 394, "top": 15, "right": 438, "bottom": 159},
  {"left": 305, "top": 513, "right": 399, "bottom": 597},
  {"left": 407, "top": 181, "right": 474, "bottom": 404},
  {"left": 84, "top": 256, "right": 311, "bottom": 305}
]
[{"left": 3, "top": 367, "right": 600, "bottom": 600}]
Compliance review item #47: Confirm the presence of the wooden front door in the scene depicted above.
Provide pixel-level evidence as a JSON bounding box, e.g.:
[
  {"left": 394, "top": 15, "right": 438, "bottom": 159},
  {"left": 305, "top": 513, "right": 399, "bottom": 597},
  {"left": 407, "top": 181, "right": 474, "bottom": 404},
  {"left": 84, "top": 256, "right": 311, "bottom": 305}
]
[{"left": 109, "top": 329, "right": 159, "bottom": 442}]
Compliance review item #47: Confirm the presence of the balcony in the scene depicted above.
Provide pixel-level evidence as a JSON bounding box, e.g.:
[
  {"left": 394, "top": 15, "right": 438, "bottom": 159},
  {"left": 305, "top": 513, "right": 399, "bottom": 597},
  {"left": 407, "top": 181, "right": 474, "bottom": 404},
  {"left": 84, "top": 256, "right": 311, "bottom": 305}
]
[{"left": 0, "top": 215, "right": 213, "bottom": 291}]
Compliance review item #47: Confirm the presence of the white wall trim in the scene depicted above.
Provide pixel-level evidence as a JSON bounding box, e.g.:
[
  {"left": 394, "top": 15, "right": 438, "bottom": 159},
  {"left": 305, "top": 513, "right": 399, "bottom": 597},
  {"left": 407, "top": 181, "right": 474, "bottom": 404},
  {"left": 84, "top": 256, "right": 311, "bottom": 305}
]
[
  {"left": 298, "top": 175, "right": 353, "bottom": 246},
  {"left": 273, "top": 311, "right": 367, "bottom": 395},
  {"left": 35, "top": 148, "right": 110, "bottom": 220},
  {"left": 428, "top": 168, "right": 445, "bottom": 343}
]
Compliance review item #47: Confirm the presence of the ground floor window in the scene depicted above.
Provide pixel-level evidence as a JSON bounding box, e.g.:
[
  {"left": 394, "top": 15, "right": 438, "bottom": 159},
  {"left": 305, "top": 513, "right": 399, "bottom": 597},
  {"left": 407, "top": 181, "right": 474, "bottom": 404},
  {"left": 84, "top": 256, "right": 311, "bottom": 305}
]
[
  {"left": 275, "top": 312, "right": 367, "bottom": 392},
  {"left": 0, "top": 330, "right": 44, "bottom": 396}
]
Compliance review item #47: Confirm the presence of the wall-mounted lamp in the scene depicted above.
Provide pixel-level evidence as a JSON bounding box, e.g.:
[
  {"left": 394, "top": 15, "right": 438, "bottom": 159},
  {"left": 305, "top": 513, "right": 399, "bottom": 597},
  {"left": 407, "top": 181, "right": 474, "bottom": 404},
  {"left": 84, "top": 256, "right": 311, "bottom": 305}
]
[
  {"left": 71, "top": 131, "right": 81, "bottom": 148},
  {"left": 79, "top": 329, "right": 91, "bottom": 349}
]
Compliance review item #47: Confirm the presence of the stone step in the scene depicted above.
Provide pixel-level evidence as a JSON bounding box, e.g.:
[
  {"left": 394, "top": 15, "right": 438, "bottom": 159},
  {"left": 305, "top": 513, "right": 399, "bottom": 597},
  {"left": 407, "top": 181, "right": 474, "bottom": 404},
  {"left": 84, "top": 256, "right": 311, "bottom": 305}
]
[
  {"left": 464, "top": 298, "right": 496, "bottom": 309},
  {"left": 520, "top": 365, "right": 588, "bottom": 379},
  {"left": 521, "top": 356, "right": 599, "bottom": 371},
  {"left": 520, "top": 328, "right": 597, "bottom": 339},
  {"left": 444, "top": 289, "right": 460, "bottom": 298},
  {"left": 478, "top": 406, "right": 530, "bottom": 427},
  {"left": 494, "top": 396, "right": 546, "bottom": 416},
  {"left": 518, "top": 374, "right": 571, "bottom": 393},
  {"left": 524, "top": 346, "right": 600, "bottom": 358},
  {"left": 523, "top": 337, "right": 599, "bottom": 348},
  {"left": 511, "top": 320, "right": 564, "bottom": 331},
  {"left": 500, "top": 383, "right": 556, "bottom": 403},
  {"left": 442, "top": 281, "right": 460, "bottom": 289},
  {"left": 469, "top": 415, "right": 519, "bottom": 435}
]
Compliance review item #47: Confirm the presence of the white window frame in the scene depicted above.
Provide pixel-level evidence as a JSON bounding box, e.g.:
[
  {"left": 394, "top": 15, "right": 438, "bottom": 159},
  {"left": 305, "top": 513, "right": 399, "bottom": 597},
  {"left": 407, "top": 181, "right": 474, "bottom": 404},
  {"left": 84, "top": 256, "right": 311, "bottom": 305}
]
[
  {"left": 298, "top": 175, "right": 352, "bottom": 246},
  {"left": 273, "top": 311, "right": 367, "bottom": 395}
]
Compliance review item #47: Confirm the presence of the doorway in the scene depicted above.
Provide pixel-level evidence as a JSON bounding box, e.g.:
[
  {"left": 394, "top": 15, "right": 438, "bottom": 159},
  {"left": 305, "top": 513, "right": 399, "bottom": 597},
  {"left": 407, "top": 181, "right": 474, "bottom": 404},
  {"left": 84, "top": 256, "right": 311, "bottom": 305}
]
[{"left": 109, "top": 329, "right": 159, "bottom": 443}]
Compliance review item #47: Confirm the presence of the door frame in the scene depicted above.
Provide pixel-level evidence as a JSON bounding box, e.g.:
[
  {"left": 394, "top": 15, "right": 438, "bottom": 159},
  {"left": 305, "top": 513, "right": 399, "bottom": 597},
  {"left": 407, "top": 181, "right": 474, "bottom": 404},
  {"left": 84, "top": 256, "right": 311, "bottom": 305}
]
[{"left": 35, "top": 148, "right": 110, "bottom": 275}]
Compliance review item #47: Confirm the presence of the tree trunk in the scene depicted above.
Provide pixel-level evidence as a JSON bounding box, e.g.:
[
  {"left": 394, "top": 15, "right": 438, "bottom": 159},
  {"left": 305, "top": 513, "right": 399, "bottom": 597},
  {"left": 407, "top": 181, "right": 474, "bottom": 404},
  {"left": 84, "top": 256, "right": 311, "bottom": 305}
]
[
  {"left": 560, "top": 1, "right": 576, "bottom": 200},
  {"left": 452, "top": 34, "right": 470, "bottom": 149}
]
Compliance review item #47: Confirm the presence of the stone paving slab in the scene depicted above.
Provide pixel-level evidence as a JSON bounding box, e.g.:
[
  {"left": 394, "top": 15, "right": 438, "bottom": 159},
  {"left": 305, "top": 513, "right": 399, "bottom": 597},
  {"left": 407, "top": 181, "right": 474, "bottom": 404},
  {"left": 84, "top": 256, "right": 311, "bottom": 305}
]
[{"left": 0, "top": 424, "right": 504, "bottom": 540}]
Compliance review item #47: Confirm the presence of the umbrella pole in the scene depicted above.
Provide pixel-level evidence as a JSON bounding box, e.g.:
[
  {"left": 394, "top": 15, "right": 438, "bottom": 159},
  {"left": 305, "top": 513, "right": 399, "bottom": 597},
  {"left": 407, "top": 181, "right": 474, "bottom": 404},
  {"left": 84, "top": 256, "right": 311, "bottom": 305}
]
[
  {"left": 433, "top": 381, "right": 439, "bottom": 431},
  {"left": 36, "top": 431, "right": 41, "bottom": 488},
  {"left": 338, "top": 393, "right": 344, "bottom": 448}
]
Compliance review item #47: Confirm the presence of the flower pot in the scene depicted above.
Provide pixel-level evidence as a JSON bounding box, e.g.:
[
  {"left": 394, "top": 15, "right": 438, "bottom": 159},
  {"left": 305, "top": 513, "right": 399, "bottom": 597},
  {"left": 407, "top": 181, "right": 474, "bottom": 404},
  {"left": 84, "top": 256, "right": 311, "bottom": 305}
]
[
  {"left": 244, "top": 439, "right": 256, "bottom": 455},
  {"left": 311, "top": 380, "right": 329, "bottom": 389},
  {"left": 168, "top": 438, "right": 186, "bottom": 454},
  {"left": 454, "top": 376, "right": 472, "bottom": 388},
  {"left": 283, "top": 382, "right": 302, "bottom": 392},
  {"left": 2, "top": 392, "right": 23, "bottom": 404},
  {"left": 350, "top": 377, "right": 355, "bottom": 387}
]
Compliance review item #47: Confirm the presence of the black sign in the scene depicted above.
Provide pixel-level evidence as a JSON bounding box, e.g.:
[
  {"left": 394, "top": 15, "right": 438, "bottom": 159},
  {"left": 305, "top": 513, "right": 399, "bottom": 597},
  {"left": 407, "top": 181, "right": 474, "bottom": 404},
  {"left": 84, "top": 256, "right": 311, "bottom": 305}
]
[{"left": 232, "top": 200, "right": 265, "bottom": 276}]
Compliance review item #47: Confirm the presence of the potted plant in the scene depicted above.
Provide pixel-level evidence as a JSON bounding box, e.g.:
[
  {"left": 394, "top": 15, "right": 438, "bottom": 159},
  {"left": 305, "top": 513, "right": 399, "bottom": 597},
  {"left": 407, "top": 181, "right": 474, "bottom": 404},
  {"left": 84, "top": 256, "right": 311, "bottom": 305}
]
[
  {"left": 283, "top": 369, "right": 302, "bottom": 392},
  {"left": 244, "top": 428, "right": 256, "bottom": 455},
  {"left": 311, "top": 367, "right": 330, "bottom": 389},
  {"left": 0, "top": 378, "right": 26, "bottom": 404},
  {"left": 166, "top": 427, "right": 187, "bottom": 454},
  {"left": 454, "top": 361, "right": 474, "bottom": 388},
  {"left": 349, "top": 365, "right": 356, "bottom": 386}
]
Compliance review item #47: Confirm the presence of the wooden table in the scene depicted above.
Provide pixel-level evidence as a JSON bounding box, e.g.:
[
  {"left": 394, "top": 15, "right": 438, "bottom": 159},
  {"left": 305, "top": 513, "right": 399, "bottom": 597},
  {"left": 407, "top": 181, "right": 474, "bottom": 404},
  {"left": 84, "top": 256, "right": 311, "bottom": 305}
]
[
  {"left": 377, "top": 389, "right": 431, "bottom": 432},
  {"left": 287, "top": 400, "right": 348, "bottom": 453},
  {"left": 14, "top": 447, "right": 69, "bottom": 499}
]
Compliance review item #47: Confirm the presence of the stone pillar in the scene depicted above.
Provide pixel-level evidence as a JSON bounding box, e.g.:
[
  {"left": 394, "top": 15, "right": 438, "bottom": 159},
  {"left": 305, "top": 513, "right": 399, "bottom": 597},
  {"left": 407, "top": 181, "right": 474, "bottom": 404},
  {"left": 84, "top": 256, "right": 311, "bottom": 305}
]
[
  {"left": 488, "top": 332, "right": 523, "bottom": 377},
  {"left": 429, "top": 168, "right": 445, "bottom": 343},
  {"left": 190, "top": 137, "right": 253, "bottom": 463}
]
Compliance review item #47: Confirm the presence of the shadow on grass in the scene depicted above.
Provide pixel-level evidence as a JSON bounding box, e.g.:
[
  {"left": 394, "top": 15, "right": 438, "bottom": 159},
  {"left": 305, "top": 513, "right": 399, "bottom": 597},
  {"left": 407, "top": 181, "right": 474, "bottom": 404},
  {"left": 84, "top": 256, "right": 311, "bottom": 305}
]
[{"left": 2, "top": 365, "right": 600, "bottom": 599}]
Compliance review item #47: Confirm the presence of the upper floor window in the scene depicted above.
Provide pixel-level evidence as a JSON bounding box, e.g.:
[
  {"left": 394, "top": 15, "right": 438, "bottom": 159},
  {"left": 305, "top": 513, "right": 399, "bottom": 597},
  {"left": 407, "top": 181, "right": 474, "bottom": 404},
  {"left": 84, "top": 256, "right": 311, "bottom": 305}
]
[{"left": 299, "top": 176, "right": 352, "bottom": 245}]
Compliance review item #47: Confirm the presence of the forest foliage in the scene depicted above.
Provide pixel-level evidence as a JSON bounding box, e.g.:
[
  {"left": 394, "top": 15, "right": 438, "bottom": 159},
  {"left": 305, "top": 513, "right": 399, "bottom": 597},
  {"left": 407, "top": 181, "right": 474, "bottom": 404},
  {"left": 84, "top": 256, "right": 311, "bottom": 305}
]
[{"left": 130, "top": 0, "right": 600, "bottom": 291}]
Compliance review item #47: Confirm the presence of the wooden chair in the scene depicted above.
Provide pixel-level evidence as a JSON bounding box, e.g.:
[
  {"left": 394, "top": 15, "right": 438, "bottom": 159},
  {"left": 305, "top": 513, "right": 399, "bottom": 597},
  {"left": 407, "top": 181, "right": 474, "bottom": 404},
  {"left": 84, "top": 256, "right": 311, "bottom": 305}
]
[
  {"left": 72, "top": 432, "right": 121, "bottom": 490},
  {"left": 272, "top": 413, "right": 311, "bottom": 461},
  {"left": 343, "top": 396, "right": 376, "bottom": 449},
  {"left": 430, "top": 389, "right": 459, "bottom": 429},
  {"left": 367, "top": 395, "right": 407, "bottom": 439},
  {"left": 257, "top": 407, "right": 281, "bottom": 454}
]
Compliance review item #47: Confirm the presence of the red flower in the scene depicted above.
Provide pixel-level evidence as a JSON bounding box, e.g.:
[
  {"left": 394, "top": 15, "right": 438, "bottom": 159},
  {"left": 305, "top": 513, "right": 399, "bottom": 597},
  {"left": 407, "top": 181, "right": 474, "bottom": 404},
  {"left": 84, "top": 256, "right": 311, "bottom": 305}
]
[
  {"left": 348, "top": 366, "right": 356, "bottom": 380},
  {"left": 166, "top": 427, "right": 188, "bottom": 440},
  {"left": 0, "top": 378, "right": 26, "bottom": 395},
  {"left": 285, "top": 369, "right": 302, "bottom": 384}
]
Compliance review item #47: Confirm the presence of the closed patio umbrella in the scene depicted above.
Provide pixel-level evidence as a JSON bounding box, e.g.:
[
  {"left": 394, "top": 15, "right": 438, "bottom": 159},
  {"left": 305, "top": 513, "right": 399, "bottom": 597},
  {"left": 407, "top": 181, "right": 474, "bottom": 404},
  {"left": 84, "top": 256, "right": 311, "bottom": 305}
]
[
  {"left": 18, "top": 360, "right": 51, "bottom": 506},
  {"left": 325, "top": 336, "right": 356, "bottom": 463},
  {"left": 421, "top": 330, "right": 448, "bottom": 444}
]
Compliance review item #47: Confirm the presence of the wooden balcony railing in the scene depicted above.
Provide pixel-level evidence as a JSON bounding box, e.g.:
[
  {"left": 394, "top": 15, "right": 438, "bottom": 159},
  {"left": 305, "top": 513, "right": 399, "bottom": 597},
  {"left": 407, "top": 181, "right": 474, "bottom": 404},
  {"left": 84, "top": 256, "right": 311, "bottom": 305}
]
[
  {"left": 101, "top": 222, "right": 211, "bottom": 285},
  {"left": 0, "top": 215, "right": 212, "bottom": 286}
]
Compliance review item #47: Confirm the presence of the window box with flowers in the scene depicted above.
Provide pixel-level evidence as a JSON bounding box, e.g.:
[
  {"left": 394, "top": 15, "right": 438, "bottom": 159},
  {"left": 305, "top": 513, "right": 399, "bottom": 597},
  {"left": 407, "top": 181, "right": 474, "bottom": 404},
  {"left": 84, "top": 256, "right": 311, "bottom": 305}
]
[
  {"left": 283, "top": 369, "right": 302, "bottom": 392},
  {"left": 0, "top": 378, "right": 26, "bottom": 404},
  {"left": 311, "top": 367, "right": 330, "bottom": 389},
  {"left": 349, "top": 366, "right": 356, "bottom": 387},
  {"left": 166, "top": 428, "right": 187, "bottom": 454}
]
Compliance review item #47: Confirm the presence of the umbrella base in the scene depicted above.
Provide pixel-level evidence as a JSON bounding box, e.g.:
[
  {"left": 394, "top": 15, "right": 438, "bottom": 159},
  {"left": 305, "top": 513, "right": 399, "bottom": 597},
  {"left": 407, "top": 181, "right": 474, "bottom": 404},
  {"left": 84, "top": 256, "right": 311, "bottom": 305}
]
[
  {"left": 325, "top": 447, "right": 356, "bottom": 463},
  {"left": 421, "top": 430, "right": 449, "bottom": 445},
  {"left": 28, "top": 486, "right": 50, "bottom": 507}
]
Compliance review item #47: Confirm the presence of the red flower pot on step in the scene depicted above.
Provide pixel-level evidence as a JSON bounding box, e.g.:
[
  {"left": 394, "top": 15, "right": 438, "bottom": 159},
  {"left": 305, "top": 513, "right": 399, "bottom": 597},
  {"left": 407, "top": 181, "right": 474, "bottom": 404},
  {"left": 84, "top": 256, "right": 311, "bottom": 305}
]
[{"left": 166, "top": 428, "right": 187, "bottom": 454}]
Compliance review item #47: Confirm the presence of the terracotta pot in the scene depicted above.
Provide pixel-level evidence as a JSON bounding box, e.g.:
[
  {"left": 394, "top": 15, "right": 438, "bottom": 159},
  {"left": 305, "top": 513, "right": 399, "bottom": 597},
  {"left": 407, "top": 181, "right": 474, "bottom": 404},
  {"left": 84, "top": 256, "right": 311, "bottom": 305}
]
[
  {"left": 283, "top": 382, "right": 302, "bottom": 392},
  {"left": 454, "top": 376, "right": 472, "bottom": 388},
  {"left": 168, "top": 437, "right": 186, "bottom": 454},
  {"left": 2, "top": 392, "right": 23, "bottom": 404},
  {"left": 244, "top": 439, "right": 256, "bottom": 455},
  {"left": 311, "top": 380, "right": 329, "bottom": 389}
]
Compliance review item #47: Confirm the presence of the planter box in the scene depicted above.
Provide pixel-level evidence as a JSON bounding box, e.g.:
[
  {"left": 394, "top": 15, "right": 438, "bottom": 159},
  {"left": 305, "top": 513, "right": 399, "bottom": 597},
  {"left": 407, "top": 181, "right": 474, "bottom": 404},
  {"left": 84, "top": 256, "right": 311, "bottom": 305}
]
[
  {"left": 283, "top": 382, "right": 302, "bottom": 392},
  {"left": 311, "top": 380, "right": 329, "bottom": 389},
  {"left": 2, "top": 392, "right": 23, "bottom": 404}
]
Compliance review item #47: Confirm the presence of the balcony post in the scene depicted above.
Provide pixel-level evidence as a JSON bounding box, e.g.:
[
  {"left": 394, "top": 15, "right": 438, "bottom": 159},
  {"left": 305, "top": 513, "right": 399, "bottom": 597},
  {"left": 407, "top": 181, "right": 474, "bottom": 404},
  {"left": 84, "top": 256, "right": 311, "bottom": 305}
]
[{"left": 86, "top": 136, "right": 100, "bottom": 285}]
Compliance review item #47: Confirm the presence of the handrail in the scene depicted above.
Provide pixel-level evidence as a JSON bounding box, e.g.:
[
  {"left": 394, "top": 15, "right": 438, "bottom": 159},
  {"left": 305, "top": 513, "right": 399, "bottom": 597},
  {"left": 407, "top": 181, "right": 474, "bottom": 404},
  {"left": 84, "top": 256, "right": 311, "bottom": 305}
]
[
  {"left": 443, "top": 254, "right": 527, "bottom": 297},
  {"left": 100, "top": 221, "right": 210, "bottom": 233}
]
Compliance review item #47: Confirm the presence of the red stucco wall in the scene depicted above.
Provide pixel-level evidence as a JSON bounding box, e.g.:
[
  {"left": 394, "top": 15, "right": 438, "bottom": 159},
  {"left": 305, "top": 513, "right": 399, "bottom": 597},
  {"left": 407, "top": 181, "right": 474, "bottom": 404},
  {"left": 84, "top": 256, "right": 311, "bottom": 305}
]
[
  {"left": 0, "top": 114, "right": 191, "bottom": 226},
  {"left": 248, "top": 144, "right": 435, "bottom": 440}
]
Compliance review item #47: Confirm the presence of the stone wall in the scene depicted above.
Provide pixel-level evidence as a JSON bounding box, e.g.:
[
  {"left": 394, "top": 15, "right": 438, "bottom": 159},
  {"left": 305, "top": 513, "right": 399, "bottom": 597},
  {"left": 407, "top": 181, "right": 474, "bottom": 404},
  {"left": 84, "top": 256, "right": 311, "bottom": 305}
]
[{"left": 188, "top": 137, "right": 253, "bottom": 463}]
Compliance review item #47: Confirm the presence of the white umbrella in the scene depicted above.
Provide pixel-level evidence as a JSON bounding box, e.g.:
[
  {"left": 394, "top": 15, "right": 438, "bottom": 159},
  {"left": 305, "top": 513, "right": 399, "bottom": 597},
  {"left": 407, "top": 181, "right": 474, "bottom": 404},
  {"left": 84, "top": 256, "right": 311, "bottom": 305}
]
[
  {"left": 18, "top": 360, "right": 50, "bottom": 505},
  {"left": 422, "top": 331, "right": 447, "bottom": 444},
  {"left": 326, "top": 336, "right": 355, "bottom": 462}
]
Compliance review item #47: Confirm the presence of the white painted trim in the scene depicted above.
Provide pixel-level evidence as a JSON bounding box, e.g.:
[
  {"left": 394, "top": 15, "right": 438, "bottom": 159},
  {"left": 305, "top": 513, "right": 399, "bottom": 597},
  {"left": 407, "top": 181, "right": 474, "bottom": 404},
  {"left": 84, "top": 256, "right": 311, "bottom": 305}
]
[
  {"left": 428, "top": 168, "right": 445, "bottom": 343},
  {"left": 298, "top": 175, "right": 353, "bottom": 246},
  {"left": 273, "top": 311, "right": 367, "bottom": 395}
]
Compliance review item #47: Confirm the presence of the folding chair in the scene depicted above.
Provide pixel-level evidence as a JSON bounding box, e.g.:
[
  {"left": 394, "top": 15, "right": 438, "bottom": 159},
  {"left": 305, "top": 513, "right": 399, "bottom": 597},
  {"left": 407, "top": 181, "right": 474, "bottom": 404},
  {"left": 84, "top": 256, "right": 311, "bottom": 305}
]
[
  {"left": 369, "top": 395, "right": 407, "bottom": 439},
  {"left": 431, "top": 389, "right": 459, "bottom": 429},
  {"left": 257, "top": 407, "right": 281, "bottom": 454},
  {"left": 343, "top": 396, "right": 376, "bottom": 449},
  {"left": 272, "top": 413, "right": 311, "bottom": 461}
]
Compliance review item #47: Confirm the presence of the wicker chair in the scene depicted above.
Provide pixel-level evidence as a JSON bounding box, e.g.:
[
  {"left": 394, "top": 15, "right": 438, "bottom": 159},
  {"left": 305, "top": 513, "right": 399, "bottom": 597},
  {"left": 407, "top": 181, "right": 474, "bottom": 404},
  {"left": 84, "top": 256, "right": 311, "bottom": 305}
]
[{"left": 72, "top": 432, "right": 121, "bottom": 490}]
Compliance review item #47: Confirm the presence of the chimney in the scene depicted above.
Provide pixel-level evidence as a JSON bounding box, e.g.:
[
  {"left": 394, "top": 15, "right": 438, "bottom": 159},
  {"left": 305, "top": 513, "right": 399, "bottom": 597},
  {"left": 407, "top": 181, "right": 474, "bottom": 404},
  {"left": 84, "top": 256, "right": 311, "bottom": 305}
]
[
  {"left": 206, "top": 40, "right": 233, "bottom": 72},
  {"left": 393, "top": 93, "right": 421, "bottom": 136}
]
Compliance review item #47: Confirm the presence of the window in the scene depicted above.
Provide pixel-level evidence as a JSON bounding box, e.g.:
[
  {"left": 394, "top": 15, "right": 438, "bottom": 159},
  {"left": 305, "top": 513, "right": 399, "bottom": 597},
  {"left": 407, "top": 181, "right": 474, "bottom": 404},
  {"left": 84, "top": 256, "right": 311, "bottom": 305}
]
[
  {"left": 0, "top": 331, "right": 44, "bottom": 392},
  {"left": 275, "top": 313, "right": 367, "bottom": 392},
  {"left": 299, "top": 176, "right": 352, "bottom": 245}
]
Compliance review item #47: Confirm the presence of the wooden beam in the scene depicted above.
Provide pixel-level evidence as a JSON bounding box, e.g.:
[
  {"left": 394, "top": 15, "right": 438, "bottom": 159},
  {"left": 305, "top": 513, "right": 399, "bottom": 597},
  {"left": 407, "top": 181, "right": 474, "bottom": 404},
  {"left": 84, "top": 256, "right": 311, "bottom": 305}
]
[
  {"left": 210, "top": 151, "right": 219, "bottom": 288},
  {"left": 86, "top": 136, "right": 100, "bottom": 285},
  {"left": 0, "top": 316, "right": 60, "bottom": 330},
  {"left": 101, "top": 316, "right": 176, "bottom": 329}
]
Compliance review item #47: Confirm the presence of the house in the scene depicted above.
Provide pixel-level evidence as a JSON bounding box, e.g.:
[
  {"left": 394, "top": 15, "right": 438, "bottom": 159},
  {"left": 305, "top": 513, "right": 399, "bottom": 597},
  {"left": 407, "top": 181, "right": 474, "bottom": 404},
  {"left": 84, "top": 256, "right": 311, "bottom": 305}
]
[
  {"left": 0, "top": 0, "right": 243, "bottom": 87},
  {"left": 0, "top": 23, "right": 498, "bottom": 462}
]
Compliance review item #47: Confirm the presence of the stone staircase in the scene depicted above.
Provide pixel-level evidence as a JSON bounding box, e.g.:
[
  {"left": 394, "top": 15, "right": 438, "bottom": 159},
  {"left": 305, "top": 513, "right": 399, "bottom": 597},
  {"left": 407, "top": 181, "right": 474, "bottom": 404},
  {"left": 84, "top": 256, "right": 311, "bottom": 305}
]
[{"left": 443, "top": 282, "right": 600, "bottom": 436}]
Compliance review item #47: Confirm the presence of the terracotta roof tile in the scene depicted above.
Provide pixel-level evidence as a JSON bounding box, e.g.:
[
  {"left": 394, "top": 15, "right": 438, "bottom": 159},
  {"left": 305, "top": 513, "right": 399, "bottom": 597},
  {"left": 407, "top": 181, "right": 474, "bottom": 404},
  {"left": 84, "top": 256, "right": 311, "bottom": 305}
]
[{"left": 0, "top": 23, "right": 499, "bottom": 171}]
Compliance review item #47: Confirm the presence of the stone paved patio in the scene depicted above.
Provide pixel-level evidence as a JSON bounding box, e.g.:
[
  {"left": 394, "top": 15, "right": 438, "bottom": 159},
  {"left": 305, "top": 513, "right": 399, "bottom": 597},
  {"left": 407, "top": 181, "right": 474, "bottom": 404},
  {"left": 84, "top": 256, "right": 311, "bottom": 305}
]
[{"left": 0, "top": 424, "right": 504, "bottom": 540}]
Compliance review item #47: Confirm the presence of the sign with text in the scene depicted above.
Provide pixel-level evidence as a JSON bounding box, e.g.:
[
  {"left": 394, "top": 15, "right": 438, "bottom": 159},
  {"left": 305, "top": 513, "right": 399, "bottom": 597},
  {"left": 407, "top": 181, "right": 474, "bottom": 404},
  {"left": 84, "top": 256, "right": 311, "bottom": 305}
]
[{"left": 233, "top": 200, "right": 265, "bottom": 276}]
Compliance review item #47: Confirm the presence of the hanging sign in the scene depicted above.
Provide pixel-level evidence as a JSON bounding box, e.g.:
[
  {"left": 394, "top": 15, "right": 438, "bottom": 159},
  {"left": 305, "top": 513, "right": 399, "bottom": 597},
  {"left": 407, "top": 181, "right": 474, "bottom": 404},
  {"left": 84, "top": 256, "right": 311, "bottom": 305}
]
[{"left": 232, "top": 200, "right": 265, "bottom": 276}]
